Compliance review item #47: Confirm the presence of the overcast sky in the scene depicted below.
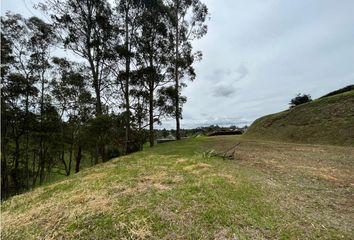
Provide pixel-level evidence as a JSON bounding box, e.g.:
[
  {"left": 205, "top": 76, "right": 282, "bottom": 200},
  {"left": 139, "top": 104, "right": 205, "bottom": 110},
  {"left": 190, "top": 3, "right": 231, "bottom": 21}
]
[{"left": 2, "top": 0, "right": 354, "bottom": 129}]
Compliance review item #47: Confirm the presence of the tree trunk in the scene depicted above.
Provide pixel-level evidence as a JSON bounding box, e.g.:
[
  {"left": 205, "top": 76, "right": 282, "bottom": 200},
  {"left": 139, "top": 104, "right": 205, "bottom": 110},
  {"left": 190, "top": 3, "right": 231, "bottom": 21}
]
[
  {"left": 32, "top": 151, "right": 37, "bottom": 188},
  {"left": 39, "top": 146, "right": 46, "bottom": 185},
  {"left": 86, "top": 12, "right": 105, "bottom": 161},
  {"left": 94, "top": 147, "right": 99, "bottom": 165},
  {"left": 149, "top": 87, "right": 154, "bottom": 147},
  {"left": 75, "top": 146, "right": 82, "bottom": 173},
  {"left": 175, "top": 0, "right": 181, "bottom": 140},
  {"left": 13, "top": 136, "right": 20, "bottom": 192},
  {"left": 67, "top": 142, "right": 73, "bottom": 176},
  {"left": 61, "top": 151, "right": 69, "bottom": 175},
  {"left": 149, "top": 54, "right": 155, "bottom": 147},
  {"left": 47, "top": 155, "right": 53, "bottom": 179},
  {"left": 1, "top": 139, "right": 8, "bottom": 199},
  {"left": 25, "top": 84, "right": 30, "bottom": 189},
  {"left": 94, "top": 82, "right": 102, "bottom": 116},
  {"left": 60, "top": 122, "right": 69, "bottom": 175},
  {"left": 93, "top": 77, "right": 106, "bottom": 162},
  {"left": 39, "top": 73, "right": 45, "bottom": 186},
  {"left": 100, "top": 144, "right": 106, "bottom": 162},
  {"left": 124, "top": 5, "right": 131, "bottom": 154}
]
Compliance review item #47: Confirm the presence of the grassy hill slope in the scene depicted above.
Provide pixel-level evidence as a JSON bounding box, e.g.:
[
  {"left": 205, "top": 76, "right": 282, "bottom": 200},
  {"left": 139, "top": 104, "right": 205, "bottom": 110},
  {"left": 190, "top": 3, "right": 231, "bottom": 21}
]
[
  {"left": 2, "top": 136, "right": 354, "bottom": 239},
  {"left": 245, "top": 90, "right": 354, "bottom": 146}
]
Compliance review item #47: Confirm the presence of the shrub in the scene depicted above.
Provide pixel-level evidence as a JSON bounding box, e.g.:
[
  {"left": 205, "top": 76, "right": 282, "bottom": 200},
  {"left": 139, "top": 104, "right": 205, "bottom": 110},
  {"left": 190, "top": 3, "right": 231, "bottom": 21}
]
[{"left": 289, "top": 94, "right": 312, "bottom": 108}]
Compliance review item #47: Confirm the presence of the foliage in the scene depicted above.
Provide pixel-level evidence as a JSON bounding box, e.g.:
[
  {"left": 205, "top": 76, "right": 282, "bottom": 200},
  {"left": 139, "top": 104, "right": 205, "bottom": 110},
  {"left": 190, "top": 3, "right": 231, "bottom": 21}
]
[
  {"left": 289, "top": 93, "right": 312, "bottom": 108},
  {"left": 1, "top": 0, "right": 209, "bottom": 199},
  {"left": 166, "top": 0, "right": 209, "bottom": 139}
]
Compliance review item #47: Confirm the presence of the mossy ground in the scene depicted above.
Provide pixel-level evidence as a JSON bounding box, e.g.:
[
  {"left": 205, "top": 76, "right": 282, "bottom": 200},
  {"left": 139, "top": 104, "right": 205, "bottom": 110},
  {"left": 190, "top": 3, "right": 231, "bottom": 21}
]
[{"left": 2, "top": 136, "right": 354, "bottom": 239}]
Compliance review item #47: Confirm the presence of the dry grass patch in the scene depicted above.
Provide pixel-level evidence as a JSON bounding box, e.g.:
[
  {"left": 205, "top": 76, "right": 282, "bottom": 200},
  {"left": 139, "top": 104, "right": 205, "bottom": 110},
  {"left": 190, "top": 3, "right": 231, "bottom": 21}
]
[
  {"left": 115, "top": 218, "right": 152, "bottom": 240},
  {"left": 2, "top": 185, "right": 114, "bottom": 239},
  {"left": 139, "top": 172, "right": 172, "bottom": 190},
  {"left": 82, "top": 172, "right": 107, "bottom": 181},
  {"left": 115, "top": 171, "right": 176, "bottom": 196},
  {"left": 140, "top": 171, "right": 166, "bottom": 184},
  {"left": 213, "top": 228, "right": 237, "bottom": 240},
  {"left": 175, "top": 158, "right": 188, "bottom": 164},
  {"left": 216, "top": 174, "right": 238, "bottom": 184},
  {"left": 183, "top": 163, "right": 212, "bottom": 173}
]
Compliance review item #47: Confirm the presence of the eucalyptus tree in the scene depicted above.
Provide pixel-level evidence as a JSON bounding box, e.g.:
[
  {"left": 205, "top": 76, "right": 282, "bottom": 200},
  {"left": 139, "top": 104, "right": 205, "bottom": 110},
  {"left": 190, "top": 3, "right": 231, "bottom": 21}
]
[
  {"left": 134, "top": 0, "right": 174, "bottom": 146},
  {"left": 1, "top": 13, "right": 39, "bottom": 189},
  {"left": 0, "top": 32, "right": 13, "bottom": 197},
  {"left": 40, "top": 0, "right": 115, "bottom": 117},
  {"left": 40, "top": 0, "right": 117, "bottom": 161},
  {"left": 26, "top": 16, "right": 57, "bottom": 185},
  {"left": 165, "top": 0, "right": 208, "bottom": 140},
  {"left": 1, "top": 13, "right": 56, "bottom": 188},
  {"left": 51, "top": 57, "right": 94, "bottom": 175},
  {"left": 1, "top": 24, "right": 15, "bottom": 197},
  {"left": 1, "top": 73, "right": 27, "bottom": 194},
  {"left": 113, "top": 0, "right": 143, "bottom": 154}
]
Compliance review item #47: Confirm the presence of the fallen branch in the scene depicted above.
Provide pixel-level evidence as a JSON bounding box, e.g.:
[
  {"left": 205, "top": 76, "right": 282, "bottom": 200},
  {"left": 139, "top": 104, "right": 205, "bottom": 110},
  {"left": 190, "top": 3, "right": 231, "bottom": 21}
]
[
  {"left": 222, "top": 142, "right": 241, "bottom": 160},
  {"left": 202, "top": 142, "right": 241, "bottom": 160}
]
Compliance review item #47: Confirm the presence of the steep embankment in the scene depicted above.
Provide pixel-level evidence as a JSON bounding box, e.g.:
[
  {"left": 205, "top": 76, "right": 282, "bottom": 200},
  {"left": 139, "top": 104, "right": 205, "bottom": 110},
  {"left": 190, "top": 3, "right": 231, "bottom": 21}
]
[{"left": 245, "top": 90, "right": 354, "bottom": 146}]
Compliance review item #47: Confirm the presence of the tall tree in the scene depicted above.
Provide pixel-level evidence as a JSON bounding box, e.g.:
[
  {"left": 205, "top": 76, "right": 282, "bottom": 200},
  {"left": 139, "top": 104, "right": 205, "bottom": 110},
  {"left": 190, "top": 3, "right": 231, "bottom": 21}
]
[
  {"left": 134, "top": 0, "right": 174, "bottom": 147},
  {"left": 1, "top": 13, "right": 38, "bottom": 190},
  {"left": 40, "top": 0, "right": 115, "bottom": 161},
  {"left": 167, "top": 0, "right": 208, "bottom": 140},
  {"left": 1, "top": 73, "right": 27, "bottom": 194},
  {"left": 1, "top": 13, "right": 56, "bottom": 189},
  {"left": 51, "top": 57, "right": 94, "bottom": 174},
  {"left": 40, "top": 0, "right": 114, "bottom": 117},
  {"left": 1, "top": 23, "right": 15, "bottom": 197},
  {"left": 26, "top": 16, "right": 56, "bottom": 185},
  {"left": 114, "top": 0, "right": 141, "bottom": 154}
]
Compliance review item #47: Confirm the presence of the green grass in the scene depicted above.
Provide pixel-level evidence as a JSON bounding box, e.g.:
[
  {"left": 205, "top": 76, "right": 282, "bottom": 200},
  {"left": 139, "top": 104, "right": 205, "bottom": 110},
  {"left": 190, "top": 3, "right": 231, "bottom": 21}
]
[
  {"left": 2, "top": 136, "right": 354, "bottom": 239},
  {"left": 244, "top": 90, "right": 354, "bottom": 146}
]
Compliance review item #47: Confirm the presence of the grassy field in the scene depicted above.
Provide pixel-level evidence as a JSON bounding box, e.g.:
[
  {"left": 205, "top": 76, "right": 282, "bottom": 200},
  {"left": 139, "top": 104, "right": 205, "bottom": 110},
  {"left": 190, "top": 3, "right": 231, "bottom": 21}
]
[
  {"left": 2, "top": 136, "right": 354, "bottom": 239},
  {"left": 245, "top": 90, "right": 354, "bottom": 146}
]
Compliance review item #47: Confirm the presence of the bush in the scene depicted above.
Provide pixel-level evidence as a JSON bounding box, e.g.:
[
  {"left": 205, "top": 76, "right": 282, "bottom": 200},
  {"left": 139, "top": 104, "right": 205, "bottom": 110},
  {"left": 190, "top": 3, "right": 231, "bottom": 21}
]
[
  {"left": 106, "top": 145, "right": 121, "bottom": 159},
  {"left": 289, "top": 94, "right": 312, "bottom": 108}
]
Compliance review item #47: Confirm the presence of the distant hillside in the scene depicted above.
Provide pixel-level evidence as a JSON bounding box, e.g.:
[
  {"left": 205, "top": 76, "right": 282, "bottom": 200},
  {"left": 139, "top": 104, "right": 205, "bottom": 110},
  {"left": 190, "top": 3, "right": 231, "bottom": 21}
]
[
  {"left": 245, "top": 89, "right": 354, "bottom": 146},
  {"left": 319, "top": 84, "right": 354, "bottom": 99}
]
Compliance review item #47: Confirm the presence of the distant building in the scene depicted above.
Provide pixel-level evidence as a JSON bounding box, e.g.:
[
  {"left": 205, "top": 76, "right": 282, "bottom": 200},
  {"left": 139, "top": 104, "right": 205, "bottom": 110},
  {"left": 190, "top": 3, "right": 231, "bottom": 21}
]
[{"left": 156, "top": 134, "right": 176, "bottom": 144}]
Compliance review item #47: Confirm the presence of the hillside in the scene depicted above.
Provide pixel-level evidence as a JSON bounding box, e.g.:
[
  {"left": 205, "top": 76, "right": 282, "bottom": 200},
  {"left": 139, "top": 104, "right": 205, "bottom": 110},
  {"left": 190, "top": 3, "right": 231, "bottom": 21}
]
[
  {"left": 245, "top": 90, "right": 354, "bottom": 146},
  {"left": 2, "top": 136, "right": 354, "bottom": 239}
]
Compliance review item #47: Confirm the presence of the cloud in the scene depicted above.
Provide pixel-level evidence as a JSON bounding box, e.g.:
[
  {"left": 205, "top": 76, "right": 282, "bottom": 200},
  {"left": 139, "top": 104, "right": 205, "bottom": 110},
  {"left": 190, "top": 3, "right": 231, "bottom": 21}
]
[
  {"left": 207, "top": 64, "right": 249, "bottom": 83},
  {"left": 213, "top": 85, "right": 237, "bottom": 97},
  {"left": 206, "top": 68, "right": 232, "bottom": 82},
  {"left": 236, "top": 64, "right": 249, "bottom": 81},
  {"left": 210, "top": 64, "right": 248, "bottom": 97}
]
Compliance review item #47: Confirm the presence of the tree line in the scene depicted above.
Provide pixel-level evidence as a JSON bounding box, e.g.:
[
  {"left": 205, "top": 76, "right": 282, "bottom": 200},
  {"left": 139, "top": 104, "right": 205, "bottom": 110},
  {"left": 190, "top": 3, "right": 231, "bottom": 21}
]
[{"left": 1, "top": 0, "right": 208, "bottom": 199}]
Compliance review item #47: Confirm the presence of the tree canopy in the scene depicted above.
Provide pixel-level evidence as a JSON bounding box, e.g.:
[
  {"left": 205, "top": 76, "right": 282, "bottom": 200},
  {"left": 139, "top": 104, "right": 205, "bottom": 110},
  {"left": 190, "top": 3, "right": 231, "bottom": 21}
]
[{"left": 1, "top": 0, "right": 208, "bottom": 199}]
